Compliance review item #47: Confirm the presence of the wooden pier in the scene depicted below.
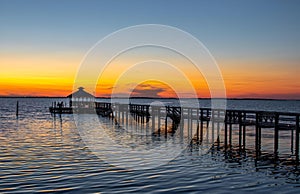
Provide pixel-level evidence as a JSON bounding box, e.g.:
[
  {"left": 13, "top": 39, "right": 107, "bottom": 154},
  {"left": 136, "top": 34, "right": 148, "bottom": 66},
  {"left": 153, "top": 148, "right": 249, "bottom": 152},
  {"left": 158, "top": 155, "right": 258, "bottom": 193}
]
[
  {"left": 50, "top": 101, "right": 300, "bottom": 165},
  {"left": 112, "top": 103, "right": 300, "bottom": 165}
]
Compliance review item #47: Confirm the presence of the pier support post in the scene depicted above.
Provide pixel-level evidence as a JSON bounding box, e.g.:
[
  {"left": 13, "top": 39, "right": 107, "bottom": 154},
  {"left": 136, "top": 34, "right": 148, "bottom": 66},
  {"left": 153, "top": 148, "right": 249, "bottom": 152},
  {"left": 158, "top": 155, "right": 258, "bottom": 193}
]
[
  {"left": 255, "top": 112, "right": 261, "bottom": 159},
  {"left": 127, "top": 105, "right": 129, "bottom": 127},
  {"left": 200, "top": 109, "right": 204, "bottom": 143},
  {"left": 229, "top": 112, "right": 232, "bottom": 148},
  {"left": 296, "top": 115, "right": 299, "bottom": 165},
  {"left": 291, "top": 127, "right": 294, "bottom": 153},
  {"left": 274, "top": 113, "right": 279, "bottom": 160},
  {"left": 211, "top": 110, "right": 215, "bottom": 145},
  {"left": 122, "top": 105, "right": 124, "bottom": 124},
  {"left": 165, "top": 116, "right": 168, "bottom": 138},
  {"left": 224, "top": 111, "right": 228, "bottom": 150},
  {"left": 16, "top": 101, "right": 19, "bottom": 118},
  {"left": 196, "top": 120, "right": 200, "bottom": 144},
  {"left": 242, "top": 112, "right": 246, "bottom": 150},
  {"left": 158, "top": 108, "right": 161, "bottom": 134},
  {"left": 118, "top": 105, "right": 121, "bottom": 124},
  {"left": 217, "top": 110, "right": 221, "bottom": 147},
  {"left": 243, "top": 125, "right": 246, "bottom": 151},
  {"left": 151, "top": 107, "right": 155, "bottom": 133},
  {"left": 238, "top": 112, "right": 242, "bottom": 151},
  {"left": 206, "top": 109, "right": 210, "bottom": 142},
  {"left": 187, "top": 109, "right": 190, "bottom": 139},
  {"left": 196, "top": 109, "right": 199, "bottom": 143}
]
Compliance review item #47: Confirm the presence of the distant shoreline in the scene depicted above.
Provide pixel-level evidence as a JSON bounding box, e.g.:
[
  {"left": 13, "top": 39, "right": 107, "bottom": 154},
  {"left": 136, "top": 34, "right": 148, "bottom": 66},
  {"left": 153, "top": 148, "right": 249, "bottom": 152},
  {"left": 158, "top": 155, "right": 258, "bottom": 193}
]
[{"left": 0, "top": 96, "right": 299, "bottom": 101}]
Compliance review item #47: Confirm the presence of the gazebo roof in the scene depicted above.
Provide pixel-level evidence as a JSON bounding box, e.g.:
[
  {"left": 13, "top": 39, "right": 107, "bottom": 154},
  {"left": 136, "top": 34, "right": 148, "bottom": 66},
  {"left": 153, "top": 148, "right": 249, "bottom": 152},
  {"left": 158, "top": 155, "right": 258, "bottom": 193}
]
[{"left": 67, "top": 87, "right": 94, "bottom": 98}]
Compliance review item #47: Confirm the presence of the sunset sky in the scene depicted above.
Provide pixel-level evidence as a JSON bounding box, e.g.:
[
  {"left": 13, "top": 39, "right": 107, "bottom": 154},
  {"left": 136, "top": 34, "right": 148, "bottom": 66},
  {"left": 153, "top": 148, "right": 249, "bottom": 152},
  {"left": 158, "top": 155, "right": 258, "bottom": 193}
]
[{"left": 1, "top": 0, "right": 299, "bottom": 99}]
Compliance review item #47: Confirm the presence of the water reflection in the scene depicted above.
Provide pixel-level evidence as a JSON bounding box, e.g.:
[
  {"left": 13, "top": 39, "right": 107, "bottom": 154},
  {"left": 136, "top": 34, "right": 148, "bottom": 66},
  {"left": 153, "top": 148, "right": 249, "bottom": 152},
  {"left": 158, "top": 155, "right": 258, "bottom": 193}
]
[{"left": 0, "top": 98, "right": 300, "bottom": 193}]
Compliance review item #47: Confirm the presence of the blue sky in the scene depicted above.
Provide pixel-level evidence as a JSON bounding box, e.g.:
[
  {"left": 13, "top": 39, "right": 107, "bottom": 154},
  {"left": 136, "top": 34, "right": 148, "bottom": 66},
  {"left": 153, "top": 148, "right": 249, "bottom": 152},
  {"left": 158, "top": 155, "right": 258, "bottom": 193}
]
[{"left": 1, "top": 0, "right": 299, "bottom": 60}]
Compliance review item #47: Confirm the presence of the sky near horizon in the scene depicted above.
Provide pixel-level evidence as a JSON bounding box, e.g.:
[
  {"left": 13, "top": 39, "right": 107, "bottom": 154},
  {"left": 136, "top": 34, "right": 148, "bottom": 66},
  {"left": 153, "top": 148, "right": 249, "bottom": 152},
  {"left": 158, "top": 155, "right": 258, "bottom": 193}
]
[{"left": 0, "top": 0, "right": 300, "bottom": 98}]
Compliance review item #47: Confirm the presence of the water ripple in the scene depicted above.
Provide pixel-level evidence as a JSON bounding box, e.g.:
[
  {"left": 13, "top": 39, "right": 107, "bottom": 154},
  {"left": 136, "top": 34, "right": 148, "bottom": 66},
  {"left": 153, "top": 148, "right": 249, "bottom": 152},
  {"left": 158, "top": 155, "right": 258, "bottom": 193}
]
[{"left": 0, "top": 98, "right": 300, "bottom": 193}]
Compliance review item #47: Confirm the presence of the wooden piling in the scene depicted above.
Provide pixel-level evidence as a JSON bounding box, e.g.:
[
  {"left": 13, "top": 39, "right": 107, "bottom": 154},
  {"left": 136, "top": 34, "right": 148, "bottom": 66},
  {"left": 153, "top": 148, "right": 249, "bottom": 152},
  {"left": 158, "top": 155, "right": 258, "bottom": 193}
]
[
  {"left": 291, "top": 126, "right": 294, "bottom": 153},
  {"left": 126, "top": 106, "right": 129, "bottom": 127},
  {"left": 200, "top": 109, "right": 204, "bottom": 143},
  {"left": 238, "top": 112, "right": 242, "bottom": 150},
  {"left": 274, "top": 113, "right": 279, "bottom": 159},
  {"left": 152, "top": 107, "right": 155, "bottom": 133},
  {"left": 224, "top": 111, "right": 228, "bottom": 150},
  {"left": 217, "top": 110, "right": 221, "bottom": 147},
  {"left": 195, "top": 108, "right": 199, "bottom": 142},
  {"left": 165, "top": 116, "right": 168, "bottom": 137},
  {"left": 229, "top": 112, "right": 232, "bottom": 148},
  {"left": 206, "top": 109, "right": 210, "bottom": 142},
  {"left": 243, "top": 125, "right": 246, "bottom": 150},
  {"left": 187, "top": 108, "right": 191, "bottom": 139},
  {"left": 211, "top": 109, "right": 215, "bottom": 145},
  {"left": 295, "top": 115, "right": 299, "bottom": 164},
  {"left": 158, "top": 108, "right": 161, "bottom": 133},
  {"left": 16, "top": 101, "right": 19, "bottom": 118},
  {"left": 255, "top": 112, "right": 260, "bottom": 159}
]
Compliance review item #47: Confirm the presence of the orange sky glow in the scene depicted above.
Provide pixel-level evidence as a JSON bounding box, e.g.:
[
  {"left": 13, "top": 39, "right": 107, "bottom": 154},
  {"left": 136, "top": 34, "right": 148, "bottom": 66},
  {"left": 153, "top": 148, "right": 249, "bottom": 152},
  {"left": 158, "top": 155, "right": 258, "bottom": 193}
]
[{"left": 1, "top": 50, "right": 299, "bottom": 99}]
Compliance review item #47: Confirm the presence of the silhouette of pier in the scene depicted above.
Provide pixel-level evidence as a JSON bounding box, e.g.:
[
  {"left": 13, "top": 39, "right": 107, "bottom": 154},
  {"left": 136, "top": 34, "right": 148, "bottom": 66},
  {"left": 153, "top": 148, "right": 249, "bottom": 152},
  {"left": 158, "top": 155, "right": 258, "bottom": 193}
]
[
  {"left": 107, "top": 103, "right": 300, "bottom": 165},
  {"left": 50, "top": 101, "right": 300, "bottom": 165},
  {"left": 49, "top": 88, "right": 300, "bottom": 165}
]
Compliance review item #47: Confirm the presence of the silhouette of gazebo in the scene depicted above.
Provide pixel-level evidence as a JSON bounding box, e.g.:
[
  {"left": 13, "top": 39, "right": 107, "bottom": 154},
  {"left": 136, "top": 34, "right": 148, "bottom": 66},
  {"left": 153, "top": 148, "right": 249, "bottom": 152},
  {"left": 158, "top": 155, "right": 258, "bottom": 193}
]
[{"left": 67, "top": 87, "right": 95, "bottom": 108}]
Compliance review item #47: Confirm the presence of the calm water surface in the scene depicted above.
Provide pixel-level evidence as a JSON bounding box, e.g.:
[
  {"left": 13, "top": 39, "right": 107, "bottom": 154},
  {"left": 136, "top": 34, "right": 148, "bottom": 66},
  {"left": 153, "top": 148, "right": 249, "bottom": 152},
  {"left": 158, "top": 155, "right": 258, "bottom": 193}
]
[{"left": 0, "top": 98, "right": 300, "bottom": 193}]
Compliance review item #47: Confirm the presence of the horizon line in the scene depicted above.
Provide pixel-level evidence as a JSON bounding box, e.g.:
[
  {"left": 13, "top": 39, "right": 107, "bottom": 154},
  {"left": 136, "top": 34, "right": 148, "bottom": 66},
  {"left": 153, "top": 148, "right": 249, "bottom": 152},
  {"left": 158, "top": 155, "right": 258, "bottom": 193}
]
[{"left": 0, "top": 96, "right": 299, "bottom": 101}]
